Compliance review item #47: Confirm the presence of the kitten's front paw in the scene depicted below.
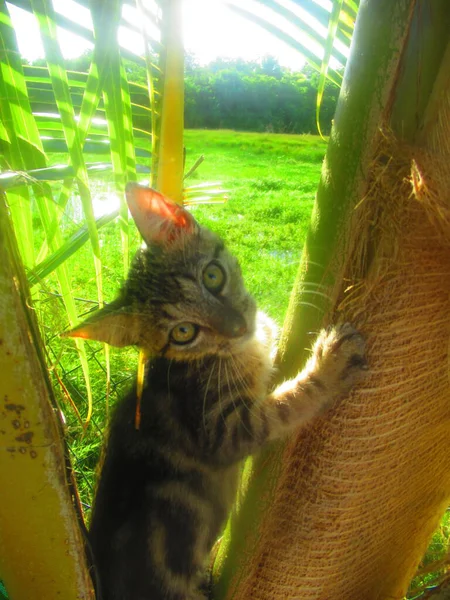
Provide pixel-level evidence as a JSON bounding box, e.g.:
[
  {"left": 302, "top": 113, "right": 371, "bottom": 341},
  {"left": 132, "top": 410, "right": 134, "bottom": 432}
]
[{"left": 312, "top": 323, "right": 367, "bottom": 397}]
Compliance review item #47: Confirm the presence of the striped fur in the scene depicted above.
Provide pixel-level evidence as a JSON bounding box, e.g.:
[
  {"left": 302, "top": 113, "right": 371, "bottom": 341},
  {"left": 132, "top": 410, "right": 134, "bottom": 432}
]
[{"left": 80, "top": 224, "right": 366, "bottom": 600}]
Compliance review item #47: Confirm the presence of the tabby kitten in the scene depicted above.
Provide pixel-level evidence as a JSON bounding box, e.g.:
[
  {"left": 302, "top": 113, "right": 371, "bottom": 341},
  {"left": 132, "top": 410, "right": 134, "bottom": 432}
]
[{"left": 68, "top": 183, "right": 366, "bottom": 600}]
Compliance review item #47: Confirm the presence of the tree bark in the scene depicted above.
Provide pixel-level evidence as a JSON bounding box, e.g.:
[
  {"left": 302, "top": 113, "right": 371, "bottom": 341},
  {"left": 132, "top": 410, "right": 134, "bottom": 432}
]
[
  {"left": 0, "top": 192, "right": 94, "bottom": 600},
  {"left": 213, "top": 1, "right": 450, "bottom": 598}
]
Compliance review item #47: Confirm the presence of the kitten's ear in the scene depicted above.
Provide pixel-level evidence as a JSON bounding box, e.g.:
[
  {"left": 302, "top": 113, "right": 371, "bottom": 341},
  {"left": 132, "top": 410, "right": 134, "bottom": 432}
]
[
  {"left": 125, "top": 182, "right": 196, "bottom": 245},
  {"left": 62, "top": 303, "right": 140, "bottom": 348}
]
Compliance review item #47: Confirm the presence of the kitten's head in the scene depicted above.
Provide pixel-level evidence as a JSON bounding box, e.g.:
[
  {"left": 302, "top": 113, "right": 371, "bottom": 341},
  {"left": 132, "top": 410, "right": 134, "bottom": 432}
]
[{"left": 66, "top": 183, "right": 256, "bottom": 360}]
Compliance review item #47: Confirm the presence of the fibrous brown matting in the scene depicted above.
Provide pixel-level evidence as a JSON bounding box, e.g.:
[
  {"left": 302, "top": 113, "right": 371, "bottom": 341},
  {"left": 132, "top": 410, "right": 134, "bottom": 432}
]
[{"left": 230, "top": 135, "right": 450, "bottom": 600}]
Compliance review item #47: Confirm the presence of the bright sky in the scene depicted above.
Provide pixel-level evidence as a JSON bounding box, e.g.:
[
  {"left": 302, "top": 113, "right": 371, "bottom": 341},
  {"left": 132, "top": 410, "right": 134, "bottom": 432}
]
[{"left": 6, "top": 0, "right": 343, "bottom": 72}]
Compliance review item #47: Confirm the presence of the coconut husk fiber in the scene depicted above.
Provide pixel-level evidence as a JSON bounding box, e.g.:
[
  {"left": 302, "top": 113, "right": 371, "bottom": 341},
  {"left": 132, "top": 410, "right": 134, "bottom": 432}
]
[{"left": 226, "top": 131, "right": 450, "bottom": 600}]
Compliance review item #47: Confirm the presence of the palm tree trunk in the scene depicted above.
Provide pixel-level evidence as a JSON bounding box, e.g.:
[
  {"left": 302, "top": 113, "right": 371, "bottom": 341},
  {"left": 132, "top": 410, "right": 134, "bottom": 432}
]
[
  {"left": 213, "top": 1, "right": 450, "bottom": 598},
  {"left": 0, "top": 192, "right": 94, "bottom": 600}
]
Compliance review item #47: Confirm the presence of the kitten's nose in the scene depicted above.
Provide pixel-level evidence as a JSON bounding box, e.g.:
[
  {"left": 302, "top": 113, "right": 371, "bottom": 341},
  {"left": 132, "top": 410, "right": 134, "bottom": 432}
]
[
  {"left": 230, "top": 321, "right": 247, "bottom": 338},
  {"left": 212, "top": 305, "right": 247, "bottom": 339},
  {"left": 225, "top": 310, "right": 247, "bottom": 338}
]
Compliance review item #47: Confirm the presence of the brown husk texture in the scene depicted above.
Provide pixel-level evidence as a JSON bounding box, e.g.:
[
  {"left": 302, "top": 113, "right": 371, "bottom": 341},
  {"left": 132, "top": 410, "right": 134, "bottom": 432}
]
[{"left": 228, "top": 132, "right": 450, "bottom": 600}]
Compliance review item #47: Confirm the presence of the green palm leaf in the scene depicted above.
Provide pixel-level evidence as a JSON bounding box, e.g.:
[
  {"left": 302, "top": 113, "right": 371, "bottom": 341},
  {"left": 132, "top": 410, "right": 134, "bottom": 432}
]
[
  {"left": 0, "top": 0, "right": 44, "bottom": 266},
  {"left": 27, "top": 208, "right": 119, "bottom": 287},
  {"left": 30, "top": 0, "right": 103, "bottom": 290},
  {"left": 316, "top": 0, "right": 345, "bottom": 136},
  {"left": 90, "top": 0, "right": 136, "bottom": 277}
]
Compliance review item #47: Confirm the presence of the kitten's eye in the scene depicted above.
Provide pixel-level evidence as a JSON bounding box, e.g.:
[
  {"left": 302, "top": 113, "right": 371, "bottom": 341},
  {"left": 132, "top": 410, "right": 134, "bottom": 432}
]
[
  {"left": 170, "top": 323, "right": 198, "bottom": 345},
  {"left": 203, "top": 261, "right": 226, "bottom": 294}
]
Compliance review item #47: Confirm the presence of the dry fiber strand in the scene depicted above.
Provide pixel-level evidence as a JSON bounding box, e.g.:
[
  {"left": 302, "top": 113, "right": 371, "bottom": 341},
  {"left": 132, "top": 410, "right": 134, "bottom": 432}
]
[{"left": 228, "top": 133, "right": 450, "bottom": 600}]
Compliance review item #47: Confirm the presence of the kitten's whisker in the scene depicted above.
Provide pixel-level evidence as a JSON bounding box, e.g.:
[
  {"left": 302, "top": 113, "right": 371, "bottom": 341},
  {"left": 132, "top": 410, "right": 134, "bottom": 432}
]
[
  {"left": 230, "top": 358, "right": 265, "bottom": 414},
  {"left": 202, "top": 359, "right": 216, "bottom": 434},
  {"left": 167, "top": 358, "right": 173, "bottom": 403},
  {"left": 295, "top": 301, "right": 327, "bottom": 313},
  {"left": 226, "top": 358, "right": 258, "bottom": 440},
  {"left": 224, "top": 359, "right": 233, "bottom": 398},
  {"left": 230, "top": 355, "right": 282, "bottom": 427},
  {"left": 217, "top": 358, "right": 228, "bottom": 431},
  {"left": 223, "top": 359, "right": 249, "bottom": 434},
  {"left": 297, "top": 281, "right": 329, "bottom": 290},
  {"left": 228, "top": 355, "right": 261, "bottom": 417},
  {"left": 298, "top": 290, "right": 332, "bottom": 301},
  {"left": 304, "top": 259, "right": 326, "bottom": 269},
  {"left": 229, "top": 354, "right": 259, "bottom": 403}
]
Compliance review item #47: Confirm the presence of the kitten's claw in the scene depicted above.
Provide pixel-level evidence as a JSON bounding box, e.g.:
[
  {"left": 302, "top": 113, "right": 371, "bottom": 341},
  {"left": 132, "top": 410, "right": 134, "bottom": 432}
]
[{"left": 312, "top": 323, "right": 367, "bottom": 396}]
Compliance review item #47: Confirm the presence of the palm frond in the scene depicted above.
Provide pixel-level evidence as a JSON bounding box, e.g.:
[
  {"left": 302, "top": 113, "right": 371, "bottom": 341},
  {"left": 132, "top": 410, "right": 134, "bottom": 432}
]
[
  {"left": 90, "top": 0, "right": 137, "bottom": 276},
  {"left": 27, "top": 209, "right": 120, "bottom": 287},
  {"left": 316, "top": 0, "right": 345, "bottom": 135}
]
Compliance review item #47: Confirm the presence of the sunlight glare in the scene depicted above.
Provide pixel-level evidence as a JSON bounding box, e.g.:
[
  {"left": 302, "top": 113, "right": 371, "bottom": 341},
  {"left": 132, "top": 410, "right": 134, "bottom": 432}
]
[
  {"left": 7, "top": 1, "right": 93, "bottom": 60},
  {"left": 7, "top": 0, "right": 311, "bottom": 70},
  {"left": 183, "top": 0, "right": 305, "bottom": 69},
  {"left": 93, "top": 192, "right": 121, "bottom": 219}
]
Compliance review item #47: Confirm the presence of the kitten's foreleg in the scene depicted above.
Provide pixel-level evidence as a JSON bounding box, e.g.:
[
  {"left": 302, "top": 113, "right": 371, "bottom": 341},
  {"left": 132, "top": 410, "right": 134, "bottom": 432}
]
[
  {"left": 268, "top": 323, "right": 367, "bottom": 434},
  {"left": 209, "top": 324, "right": 367, "bottom": 465}
]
